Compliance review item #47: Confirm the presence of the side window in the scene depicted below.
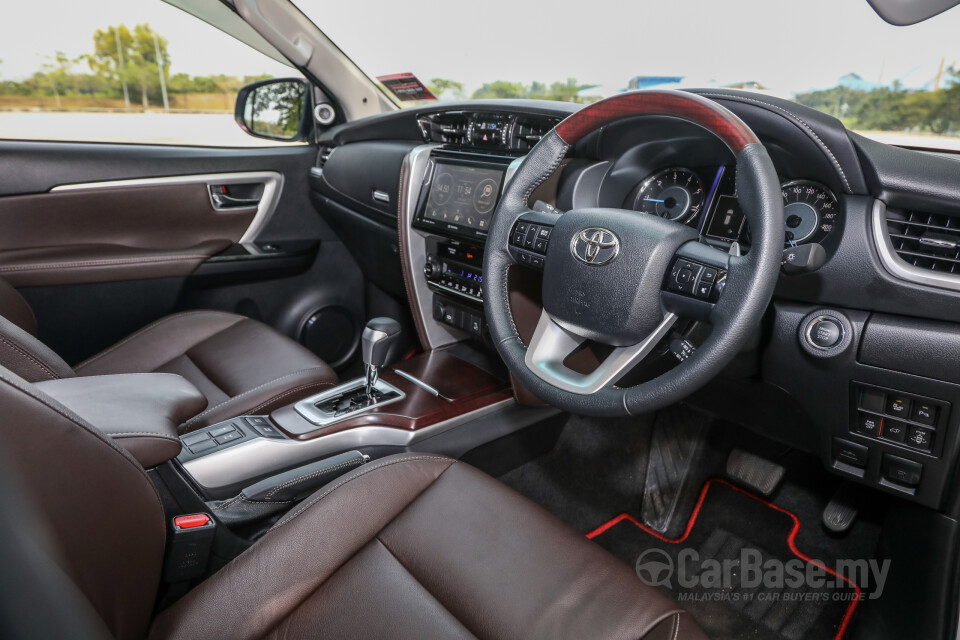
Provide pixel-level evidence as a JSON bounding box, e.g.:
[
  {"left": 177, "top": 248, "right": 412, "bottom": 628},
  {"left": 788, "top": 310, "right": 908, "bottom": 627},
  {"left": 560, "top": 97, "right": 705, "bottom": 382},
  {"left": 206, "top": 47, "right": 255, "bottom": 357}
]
[{"left": 0, "top": 1, "right": 301, "bottom": 147}]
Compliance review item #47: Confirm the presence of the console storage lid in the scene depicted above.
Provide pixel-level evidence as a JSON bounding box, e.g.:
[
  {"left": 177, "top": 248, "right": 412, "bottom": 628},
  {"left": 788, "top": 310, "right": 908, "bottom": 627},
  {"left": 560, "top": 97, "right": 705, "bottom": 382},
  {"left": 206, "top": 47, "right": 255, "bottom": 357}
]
[{"left": 35, "top": 373, "right": 207, "bottom": 468}]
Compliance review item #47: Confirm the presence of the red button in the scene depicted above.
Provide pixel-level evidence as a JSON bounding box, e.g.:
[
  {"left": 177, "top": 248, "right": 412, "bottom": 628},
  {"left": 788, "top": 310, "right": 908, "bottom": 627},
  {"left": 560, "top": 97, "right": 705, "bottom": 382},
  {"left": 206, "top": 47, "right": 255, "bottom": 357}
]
[{"left": 174, "top": 514, "right": 211, "bottom": 529}]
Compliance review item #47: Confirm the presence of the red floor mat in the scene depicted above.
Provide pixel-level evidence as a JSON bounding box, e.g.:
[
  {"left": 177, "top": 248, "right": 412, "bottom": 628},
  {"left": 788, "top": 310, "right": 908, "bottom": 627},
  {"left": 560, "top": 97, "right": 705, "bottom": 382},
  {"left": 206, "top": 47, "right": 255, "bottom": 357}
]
[{"left": 587, "top": 478, "right": 862, "bottom": 640}]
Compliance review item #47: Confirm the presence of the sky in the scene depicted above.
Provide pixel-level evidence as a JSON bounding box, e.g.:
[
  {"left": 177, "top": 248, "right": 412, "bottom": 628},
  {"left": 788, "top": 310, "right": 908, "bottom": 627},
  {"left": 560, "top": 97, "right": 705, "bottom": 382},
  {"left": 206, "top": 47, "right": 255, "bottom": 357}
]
[
  {"left": 0, "top": 0, "right": 292, "bottom": 81},
  {"left": 2, "top": 0, "right": 960, "bottom": 98}
]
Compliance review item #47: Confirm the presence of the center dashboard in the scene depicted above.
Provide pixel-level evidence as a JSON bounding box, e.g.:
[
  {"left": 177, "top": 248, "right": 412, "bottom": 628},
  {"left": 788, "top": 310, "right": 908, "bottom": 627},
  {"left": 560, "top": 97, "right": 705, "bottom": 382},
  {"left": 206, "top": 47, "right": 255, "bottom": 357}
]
[{"left": 315, "top": 92, "right": 960, "bottom": 512}]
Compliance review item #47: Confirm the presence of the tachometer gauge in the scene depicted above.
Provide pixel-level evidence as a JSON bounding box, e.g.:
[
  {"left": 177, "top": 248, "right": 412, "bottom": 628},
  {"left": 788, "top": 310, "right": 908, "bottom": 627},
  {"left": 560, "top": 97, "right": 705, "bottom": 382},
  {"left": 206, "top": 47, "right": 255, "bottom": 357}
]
[
  {"left": 780, "top": 180, "right": 839, "bottom": 246},
  {"left": 634, "top": 168, "right": 705, "bottom": 224}
]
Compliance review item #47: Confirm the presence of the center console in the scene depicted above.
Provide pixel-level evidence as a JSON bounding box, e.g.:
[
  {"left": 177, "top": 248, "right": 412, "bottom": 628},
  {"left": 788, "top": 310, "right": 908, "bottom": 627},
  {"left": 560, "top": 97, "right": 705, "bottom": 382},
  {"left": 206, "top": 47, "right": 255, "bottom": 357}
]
[{"left": 400, "top": 148, "right": 523, "bottom": 349}]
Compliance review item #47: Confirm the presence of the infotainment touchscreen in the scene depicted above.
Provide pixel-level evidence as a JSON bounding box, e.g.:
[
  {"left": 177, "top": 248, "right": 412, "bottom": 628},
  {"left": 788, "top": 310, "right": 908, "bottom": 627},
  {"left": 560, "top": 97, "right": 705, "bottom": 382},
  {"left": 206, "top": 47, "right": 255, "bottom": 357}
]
[{"left": 414, "top": 159, "right": 506, "bottom": 240}]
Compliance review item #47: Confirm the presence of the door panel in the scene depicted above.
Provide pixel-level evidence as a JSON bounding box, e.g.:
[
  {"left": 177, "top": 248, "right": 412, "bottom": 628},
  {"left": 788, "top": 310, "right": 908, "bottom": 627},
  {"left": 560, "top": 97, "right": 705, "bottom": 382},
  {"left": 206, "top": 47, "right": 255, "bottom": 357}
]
[{"left": 0, "top": 140, "right": 366, "bottom": 370}]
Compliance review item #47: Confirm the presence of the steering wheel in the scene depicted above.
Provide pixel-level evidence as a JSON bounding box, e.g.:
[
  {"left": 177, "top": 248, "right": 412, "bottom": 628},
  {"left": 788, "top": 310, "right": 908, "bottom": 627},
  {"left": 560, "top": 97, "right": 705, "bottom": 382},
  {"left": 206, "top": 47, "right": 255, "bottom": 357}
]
[{"left": 484, "top": 90, "right": 783, "bottom": 416}]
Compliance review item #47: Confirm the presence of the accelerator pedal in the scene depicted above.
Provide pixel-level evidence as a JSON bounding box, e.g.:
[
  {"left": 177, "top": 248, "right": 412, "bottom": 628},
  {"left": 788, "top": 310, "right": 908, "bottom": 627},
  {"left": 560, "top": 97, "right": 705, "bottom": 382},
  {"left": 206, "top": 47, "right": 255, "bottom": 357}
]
[
  {"left": 822, "top": 482, "right": 861, "bottom": 533},
  {"left": 726, "top": 448, "right": 785, "bottom": 496}
]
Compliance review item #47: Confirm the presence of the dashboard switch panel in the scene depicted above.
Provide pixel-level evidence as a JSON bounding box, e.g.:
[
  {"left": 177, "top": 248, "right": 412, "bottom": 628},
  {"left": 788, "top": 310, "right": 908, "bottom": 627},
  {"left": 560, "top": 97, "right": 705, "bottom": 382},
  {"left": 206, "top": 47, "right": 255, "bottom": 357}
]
[{"left": 851, "top": 382, "right": 949, "bottom": 458}]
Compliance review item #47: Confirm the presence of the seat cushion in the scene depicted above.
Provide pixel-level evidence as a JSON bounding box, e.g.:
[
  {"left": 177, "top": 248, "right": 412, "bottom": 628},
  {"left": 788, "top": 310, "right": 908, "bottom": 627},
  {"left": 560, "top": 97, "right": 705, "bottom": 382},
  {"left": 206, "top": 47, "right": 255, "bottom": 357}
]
[
  {"left": 74, "top": 311, "right": 338, "bottom": 432},
  {"left": 149, "top": 454, "right": 706, "bottom": 640}
]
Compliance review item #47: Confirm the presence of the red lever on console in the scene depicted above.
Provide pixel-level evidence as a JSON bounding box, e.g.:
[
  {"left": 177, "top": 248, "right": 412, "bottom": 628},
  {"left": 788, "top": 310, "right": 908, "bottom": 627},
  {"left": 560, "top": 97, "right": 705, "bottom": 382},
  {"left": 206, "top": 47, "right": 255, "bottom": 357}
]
[{"left": 173, "top": 514, "right": 211, "bottom": 529}]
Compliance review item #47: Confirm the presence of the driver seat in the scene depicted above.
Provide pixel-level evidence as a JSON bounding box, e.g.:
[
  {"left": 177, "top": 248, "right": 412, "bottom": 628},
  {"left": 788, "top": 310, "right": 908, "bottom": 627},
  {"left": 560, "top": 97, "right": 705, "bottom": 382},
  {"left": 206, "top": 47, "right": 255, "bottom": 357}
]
[{"left": 0, "top": 364, "right": 706, "bottom": 640}]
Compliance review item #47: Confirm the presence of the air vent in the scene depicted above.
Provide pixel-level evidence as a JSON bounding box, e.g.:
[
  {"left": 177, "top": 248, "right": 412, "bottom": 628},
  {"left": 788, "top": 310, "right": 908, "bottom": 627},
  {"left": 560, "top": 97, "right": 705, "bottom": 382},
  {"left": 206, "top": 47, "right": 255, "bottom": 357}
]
[
  {"left": 317, "top": 145, "right": 335, "bottom": 168},
  {"left": 885, "top": 208, "right": 960, "bottom": 274},
  {"left": 511, "top": 115, "right": 561, "bottom": 151},
  {"left": 418, "top": 113, "right": 469, "bottom": 145}
]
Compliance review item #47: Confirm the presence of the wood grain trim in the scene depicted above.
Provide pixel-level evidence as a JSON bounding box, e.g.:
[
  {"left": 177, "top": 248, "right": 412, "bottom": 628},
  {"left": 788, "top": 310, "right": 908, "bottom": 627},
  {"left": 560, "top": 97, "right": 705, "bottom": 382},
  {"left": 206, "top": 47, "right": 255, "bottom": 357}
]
[
  {"left": 277, "top": 350, "right": 512, "bottom": 441},
  {"left": 555, "top": 89, "right": 759, "bottom": 152}
]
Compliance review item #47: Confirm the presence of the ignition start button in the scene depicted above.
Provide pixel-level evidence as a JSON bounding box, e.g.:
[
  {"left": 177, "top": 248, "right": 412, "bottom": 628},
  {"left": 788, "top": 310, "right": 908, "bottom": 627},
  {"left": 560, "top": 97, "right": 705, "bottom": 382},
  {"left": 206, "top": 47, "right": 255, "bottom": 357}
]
[{"left": 807, "top": 317, "right": 843, "bottom": 349}]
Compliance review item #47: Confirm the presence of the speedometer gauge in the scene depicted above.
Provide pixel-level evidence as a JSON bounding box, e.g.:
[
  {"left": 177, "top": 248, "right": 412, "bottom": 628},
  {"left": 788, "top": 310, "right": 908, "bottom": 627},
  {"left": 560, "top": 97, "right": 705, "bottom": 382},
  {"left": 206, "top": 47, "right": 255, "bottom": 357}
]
[
  {"left": 780, "top": 180, "right": 839, "bottom": 246},
  {"left": 634, "top": 168, "right": 704, "bottom": 224}
]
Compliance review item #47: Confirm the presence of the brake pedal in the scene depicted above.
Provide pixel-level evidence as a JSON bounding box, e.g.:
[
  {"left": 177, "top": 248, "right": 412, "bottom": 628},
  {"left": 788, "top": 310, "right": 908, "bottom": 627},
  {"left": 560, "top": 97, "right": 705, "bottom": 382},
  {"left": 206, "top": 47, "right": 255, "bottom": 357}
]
[
  {"left": 726, "top": 448, "right": 785, "bottom": 496},
  {"left": 822, "top": 482, "right": 860, "bottom": 533}
]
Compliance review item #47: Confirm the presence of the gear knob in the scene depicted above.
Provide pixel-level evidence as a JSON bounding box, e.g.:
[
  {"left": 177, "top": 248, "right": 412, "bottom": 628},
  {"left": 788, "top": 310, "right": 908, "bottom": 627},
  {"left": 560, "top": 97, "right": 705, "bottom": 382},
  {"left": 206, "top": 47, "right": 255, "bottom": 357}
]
[{"left": 362, "top": 317, "right": 402, "bottom": 369}]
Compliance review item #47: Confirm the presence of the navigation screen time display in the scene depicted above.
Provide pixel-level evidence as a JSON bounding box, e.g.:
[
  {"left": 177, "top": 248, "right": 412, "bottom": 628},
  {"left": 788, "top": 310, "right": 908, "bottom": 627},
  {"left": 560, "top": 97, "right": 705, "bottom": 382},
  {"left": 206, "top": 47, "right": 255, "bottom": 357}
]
[{"left": 422, "top": 162, "right": 504, "bottom": 234}]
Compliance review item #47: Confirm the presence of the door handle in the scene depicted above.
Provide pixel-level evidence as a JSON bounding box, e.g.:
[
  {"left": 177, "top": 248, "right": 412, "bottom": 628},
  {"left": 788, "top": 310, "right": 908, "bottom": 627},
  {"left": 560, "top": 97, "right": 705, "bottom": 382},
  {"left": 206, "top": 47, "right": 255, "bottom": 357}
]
[{"left": 210, "top": 191, "right": 261, "bottom": 210}]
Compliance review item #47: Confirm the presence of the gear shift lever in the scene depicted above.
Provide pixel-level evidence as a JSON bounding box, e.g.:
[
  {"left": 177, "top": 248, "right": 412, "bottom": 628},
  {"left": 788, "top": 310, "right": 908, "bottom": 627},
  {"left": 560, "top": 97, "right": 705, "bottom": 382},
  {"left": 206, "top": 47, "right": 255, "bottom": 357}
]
[{"left": 361, "top": 318, "right": 402, "bottom": 401}]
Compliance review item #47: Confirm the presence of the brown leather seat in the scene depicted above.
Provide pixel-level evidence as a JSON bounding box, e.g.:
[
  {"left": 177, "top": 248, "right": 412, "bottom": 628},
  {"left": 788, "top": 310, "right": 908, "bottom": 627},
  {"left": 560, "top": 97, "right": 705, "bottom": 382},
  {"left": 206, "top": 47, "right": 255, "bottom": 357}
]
[
  {"left": 0, "top": 277, "right": 337, "bottom": 432},
  {"left": 0, "top": 364, "right": 706, "bottom": 640}
]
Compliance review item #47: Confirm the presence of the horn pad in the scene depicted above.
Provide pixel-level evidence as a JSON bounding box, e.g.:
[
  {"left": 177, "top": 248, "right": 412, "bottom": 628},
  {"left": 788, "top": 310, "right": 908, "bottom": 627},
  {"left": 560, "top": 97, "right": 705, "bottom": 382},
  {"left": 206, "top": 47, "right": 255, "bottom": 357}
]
[{"left": 541, "top": 209, "right": 698, "bottom": 345}]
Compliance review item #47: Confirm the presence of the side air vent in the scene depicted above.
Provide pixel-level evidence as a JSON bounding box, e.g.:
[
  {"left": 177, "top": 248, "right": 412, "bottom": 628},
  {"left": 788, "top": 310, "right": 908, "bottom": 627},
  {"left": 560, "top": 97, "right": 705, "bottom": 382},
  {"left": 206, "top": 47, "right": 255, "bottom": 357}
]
[
  {"left": 510, "top": 115, "right": 561, "bottom": 152},
  {"left": 418, "top": 113, "right": 469, "bottom": 145},
  {"left": 317, "top": 145, "right": 335, "bottom": 168},
  {"left": 885, "top": 208, "right": 960, "bottom": 273},
  {"left": 874, "top": 201, "right": 960, "bottom": 292}
]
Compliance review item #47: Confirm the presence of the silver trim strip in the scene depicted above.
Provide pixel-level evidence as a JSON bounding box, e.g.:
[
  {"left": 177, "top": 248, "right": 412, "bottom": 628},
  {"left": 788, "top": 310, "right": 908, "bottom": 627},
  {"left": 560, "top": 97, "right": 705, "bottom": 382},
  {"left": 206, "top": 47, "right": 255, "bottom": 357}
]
[
  {"left": 51, "top": 172, "right": 284, "bottom": 244},
  {"left": 525, "top": 309, "right": 678, "bottom": 394},
  {"left": 393, "top": 369, "right": 440, "bottom": 396},
  {"left": 181, "top": 398, "right": 515, "bottom": 491},
  {"left": 400, "top": 144, "right": 466, "bottom": 349},
  {"left": 372, "top": 189, "right": 390, "bottom": 204},
  {"left": 872, "top": 199, "right": 960, "bottom": 293},
  {"left": 292, "top": 378, "right": 405, "bottom": 427}
]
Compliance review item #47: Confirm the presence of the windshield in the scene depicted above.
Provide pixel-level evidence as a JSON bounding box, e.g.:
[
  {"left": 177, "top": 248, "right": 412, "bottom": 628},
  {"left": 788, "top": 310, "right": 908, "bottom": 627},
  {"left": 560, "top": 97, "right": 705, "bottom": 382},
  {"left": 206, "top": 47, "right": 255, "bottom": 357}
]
[{"left": 297, "top": 0, "right": 960, "bottom": 151}]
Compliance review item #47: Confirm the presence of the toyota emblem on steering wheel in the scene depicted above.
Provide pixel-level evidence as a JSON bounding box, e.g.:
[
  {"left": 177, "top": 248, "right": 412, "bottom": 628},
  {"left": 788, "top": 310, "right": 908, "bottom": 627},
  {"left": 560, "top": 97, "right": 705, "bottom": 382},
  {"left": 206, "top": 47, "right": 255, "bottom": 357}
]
[{"left": 571, "top": 228, "right": 620, "bottom": 266}]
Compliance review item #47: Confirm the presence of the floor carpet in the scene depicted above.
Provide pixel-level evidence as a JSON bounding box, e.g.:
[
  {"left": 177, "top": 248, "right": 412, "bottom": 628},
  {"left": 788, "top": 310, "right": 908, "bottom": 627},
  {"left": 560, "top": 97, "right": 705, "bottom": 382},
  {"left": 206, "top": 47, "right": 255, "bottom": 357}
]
[{"left": 587, "top": 479, "right": 860, "bottom": 640}]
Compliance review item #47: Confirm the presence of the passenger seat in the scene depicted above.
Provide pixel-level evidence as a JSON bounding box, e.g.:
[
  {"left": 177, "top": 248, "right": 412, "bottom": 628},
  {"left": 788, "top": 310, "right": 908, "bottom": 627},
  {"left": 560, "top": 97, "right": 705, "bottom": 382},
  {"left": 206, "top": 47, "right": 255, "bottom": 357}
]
[{"left": 0, "top": 277, "right": 337, "bottom": 433}]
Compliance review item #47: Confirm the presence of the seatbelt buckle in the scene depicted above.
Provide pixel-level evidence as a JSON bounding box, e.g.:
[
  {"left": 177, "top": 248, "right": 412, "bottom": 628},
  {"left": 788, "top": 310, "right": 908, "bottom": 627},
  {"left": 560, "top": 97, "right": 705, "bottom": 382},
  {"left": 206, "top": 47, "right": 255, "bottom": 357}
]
[{"left": 163, "top": 513, "right": 216, "bottom": 583}]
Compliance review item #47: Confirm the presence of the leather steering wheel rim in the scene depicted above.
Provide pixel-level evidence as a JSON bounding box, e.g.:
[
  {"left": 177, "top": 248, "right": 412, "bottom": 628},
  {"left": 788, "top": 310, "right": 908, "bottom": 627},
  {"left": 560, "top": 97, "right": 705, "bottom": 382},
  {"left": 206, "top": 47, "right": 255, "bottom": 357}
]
[{"left": 483, "top": 89, "right": 784, "bottom": 417}]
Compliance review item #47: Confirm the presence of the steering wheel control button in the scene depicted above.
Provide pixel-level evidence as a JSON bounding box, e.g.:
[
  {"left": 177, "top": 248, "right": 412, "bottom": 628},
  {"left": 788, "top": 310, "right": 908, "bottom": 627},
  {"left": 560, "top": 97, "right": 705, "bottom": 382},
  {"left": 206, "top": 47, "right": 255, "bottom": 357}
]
[
  {"left": 511, "top": 221, "right": 552, "bottom": 263},
  {"left": 882, "top": 420, "right": 907, "bottom": 443},
  {"left": 832, "top": 437, "right": 869, "bottom": 468},
  {"left": 906, "top": 426, "right": 933, "bottom": 451},
  {"left": 665, "top": 257, "right": 725, "bottom": 304},
  {"left": 856, "top": 413, "right": 881, "bottom": 438},
  {"left": 668, "top": 259, "right": 701, "bottom": 294},
  {"left": 882, "top": 454, "right": 922, "bottom": 488},
  {"left": 808, "top": 318, "right": 842, "bottom": 349}
]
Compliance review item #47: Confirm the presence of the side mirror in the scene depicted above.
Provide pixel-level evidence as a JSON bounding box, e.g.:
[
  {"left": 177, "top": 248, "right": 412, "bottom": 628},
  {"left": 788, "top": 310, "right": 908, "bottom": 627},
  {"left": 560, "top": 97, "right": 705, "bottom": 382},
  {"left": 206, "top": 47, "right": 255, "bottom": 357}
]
[{"left": 235, "top": 78, "right": 311, "bottom": 141}]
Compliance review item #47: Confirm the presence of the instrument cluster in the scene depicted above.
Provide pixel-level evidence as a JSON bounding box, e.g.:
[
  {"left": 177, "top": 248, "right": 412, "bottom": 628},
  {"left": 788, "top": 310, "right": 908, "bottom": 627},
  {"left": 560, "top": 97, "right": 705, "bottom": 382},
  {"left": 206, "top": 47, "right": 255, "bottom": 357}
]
[{"left": 631, "top": 166, "right": 840, "bottom": 248}]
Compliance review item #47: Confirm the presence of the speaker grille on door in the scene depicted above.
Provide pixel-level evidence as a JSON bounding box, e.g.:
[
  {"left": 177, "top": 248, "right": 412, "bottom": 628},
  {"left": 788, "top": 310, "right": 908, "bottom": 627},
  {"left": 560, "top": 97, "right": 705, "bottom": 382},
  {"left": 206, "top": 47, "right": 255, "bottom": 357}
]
[{"left": 299, "top": 306, "right": 357, "bottom": 369}]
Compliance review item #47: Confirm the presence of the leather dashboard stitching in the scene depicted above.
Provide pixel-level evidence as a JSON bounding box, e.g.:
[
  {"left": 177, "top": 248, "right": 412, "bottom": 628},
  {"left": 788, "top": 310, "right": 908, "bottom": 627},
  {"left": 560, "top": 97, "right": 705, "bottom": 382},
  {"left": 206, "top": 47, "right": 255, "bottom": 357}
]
[
  {"left": 699, "top": 92, "right": 854, "bottom": 193},
  {"left": 0, "top": 335, "right": 59, "bottom": 380},
  {"left": 270, "top": 455, "right": 454, "bottom": 531},
  {"left": 74, "top": 310, "right": 243, "bottom": 371}
]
